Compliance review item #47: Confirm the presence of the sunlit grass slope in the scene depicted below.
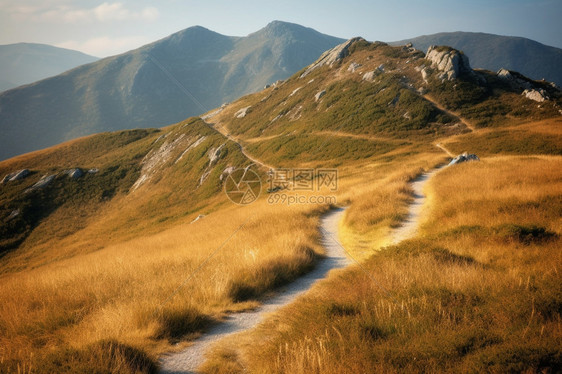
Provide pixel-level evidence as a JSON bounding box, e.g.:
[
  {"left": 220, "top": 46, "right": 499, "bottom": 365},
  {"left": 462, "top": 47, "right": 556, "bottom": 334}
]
[
  {"left": 0, "top": 118, "right": 252, "bottom": 272},
  {"left": 202, "top": 156, "right": 562, "bottom": 374}
]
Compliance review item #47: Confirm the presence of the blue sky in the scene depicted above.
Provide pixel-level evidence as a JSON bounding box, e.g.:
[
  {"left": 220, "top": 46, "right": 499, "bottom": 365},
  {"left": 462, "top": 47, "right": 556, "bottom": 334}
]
[{"left": 1, "top": 0, "right": 560, "bottom": 57}]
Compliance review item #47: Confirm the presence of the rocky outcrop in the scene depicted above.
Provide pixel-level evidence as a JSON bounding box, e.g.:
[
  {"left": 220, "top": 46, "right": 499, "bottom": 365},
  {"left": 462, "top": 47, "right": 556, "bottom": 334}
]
[
  {"left": 197, "top": 143, "right": 226, "bottom": 187},
  {"left": 348, "top": 62, "right": 361, "bottom": 72},
  {"left": 175, "top": 136, "right": 206, "bottom": 164},
  {"left": 497, "top": 68, "right": 554, "bottom": 102},
  {"left": 201, "top": 106, "right": 225, "bottom": 121},
  {"left": 362, "top": 71, "right": 378, "bottom": 82},
  {"left": 426, "top": 46, "right": 473, "bottom": 81},
  {"left": 497, "top": 68, "right": 515, "bottom": 80},
  {"left": 66, "top": 168, "right": 83, "bottom": 179},
  {"left": 497, "top": 68, "right": 533, "bottom": 90},
  {"left": 190, "top": 214, "right": 205, "bottom": 224},
  {"left": 448, "top": 152, "right": 480, "bottom": 166},
  {"left": 300, "top": 37, "right": 365, "bottom": 78},
  {"left": 421, "top": 68, "right": 430, "bottom": 82},
  {"left": 220, "top": 166, "right": 236, "bottom": 181},
  {"left": 314, "top": 90, "right": 326, "bottom": 102},
  {"left": 132, "top": 134, "right": 191, "bottom": 191},
  {"left": 26, "top": 174, "right": 55, "bottom": 192},
  {"left": 2, "top": 169, "right": 30, "bottom": 184},
  {"left": 522, "top": 88, "right": 549, "bottom": 102},
  {"left": 7, "top": 209, "right": 20, "bottom": 221},
  {"left": 234, "top": 106, "right": 251, "bottom": 118},
  {"left": 208, "top": 144, "right": 225, "bottom": 166},
  {"left": 289, "top": 87, "right": 302, "bottom": 97}
]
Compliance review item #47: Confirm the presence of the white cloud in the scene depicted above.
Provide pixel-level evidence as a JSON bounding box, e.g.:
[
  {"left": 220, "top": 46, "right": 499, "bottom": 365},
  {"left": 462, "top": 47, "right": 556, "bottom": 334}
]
[
  {"left": 57, "top": 35, "right": 151, "bottom": 57},
  {"left": 7, "top": 2, "right": 159, "bottom": 23},
  {"left": 92, "top": 2, "right": 159, "bottom": 22}
]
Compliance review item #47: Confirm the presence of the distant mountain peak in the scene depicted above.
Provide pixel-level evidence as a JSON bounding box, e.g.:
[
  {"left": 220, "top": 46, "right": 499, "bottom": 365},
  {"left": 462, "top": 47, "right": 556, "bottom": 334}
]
[
  {"left": 264, "top": 20, "right": 301, "bottom": 29},
  {"left": 0, "top": 23, "right": 344, "bottom": 160},
  {"left": 255, "top": 20, "right": 318, "bottom": 38},
  {"left": 0, "top": 43, "right": 98, "bottom": 92},
  {"left": 165, "top": 25, "right": 225, "bottom": 42}
]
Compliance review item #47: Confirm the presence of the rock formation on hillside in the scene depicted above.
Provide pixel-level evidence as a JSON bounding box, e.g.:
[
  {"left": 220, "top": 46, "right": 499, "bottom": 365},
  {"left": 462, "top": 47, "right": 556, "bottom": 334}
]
[
  {"left": 314, "top": 90, "right": 326, "bottom": 102},
  {"left": 426, "top": 46, "right": 473, "bottom": 81},
  {"left": 300, "top": 37, "right": 365, "bottom": 78},
  {"left": 392, "top": 31, "right": 562, "bottom": 87},
  {"left": 497, "top": 68, "right": 554, "bottom": 102},
  {"left": 522, "top": 89, "right": 549, "bottom": 102},
  {"left": 1, "top": 169, "right": 30, "bottom": 183},
  {"left": 449, "top": 153, "right": 480, "bottom": 166},
  {"left": 25, "top": 174, "right": 55, "bottom": 192},
  {"left": 66, "top": 168, "right": 84, "bottom": 179},
  {"left": 497, "top": 68, "right": 534, "bottom": 89}
]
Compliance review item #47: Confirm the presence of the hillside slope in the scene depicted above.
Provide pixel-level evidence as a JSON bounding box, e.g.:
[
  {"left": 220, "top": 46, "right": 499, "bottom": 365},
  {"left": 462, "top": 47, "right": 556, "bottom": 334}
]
[
  {"left": 4, "top": 37, "right": 559, "bottom": 261},
  {"left": 208, "top": 39, "right": 561, "bottom": 166},
  {"left": 0, "top": 38, "right": 560, "bottom": 373},
  {"left": 392, "top": 31, "right": 562, "bottom": 86},
  {"left": 0, "top": 43, "right": 98, "bottom": 92},
  {"left": 0, "top": 21, "right": 343, "bottom": 161}
]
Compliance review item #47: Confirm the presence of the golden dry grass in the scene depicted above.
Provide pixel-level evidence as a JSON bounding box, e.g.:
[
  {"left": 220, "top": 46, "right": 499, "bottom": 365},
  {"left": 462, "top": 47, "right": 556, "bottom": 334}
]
[
  {"left": 0, "top": 200, "right": 328, "bottom": 372},
  {"left": 200, "top": 155, "right": 562, "bottom": 373},
  {"left": 337, "top": 152, "right": 445, "bottom": 259},
  {"left": 0, "top": 142, "right": 446, "bottom": 373}
]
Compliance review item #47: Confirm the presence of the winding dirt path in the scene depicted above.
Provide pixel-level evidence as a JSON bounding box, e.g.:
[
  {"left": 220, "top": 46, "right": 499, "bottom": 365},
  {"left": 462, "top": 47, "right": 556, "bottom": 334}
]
[
  {"left": 159, "top": 164, "right": 444, "bottom": 373},
  {"left": 163, "top": 117, "right": 444, "bottom": 373},
  {"left": 203, "top": 120, "right": 276, "bottom": 171},
  {"left": 435, "top": 143, "right": 455, "bottom": 157},
  {"left": 390, "top": 166, "right": 445, "bottom": 244},
  {"left": 424, "top": 94, "right": 476, "bottom": 131},
  {"left": 159, "top": 208, "right": 351, "bottom": 373}
]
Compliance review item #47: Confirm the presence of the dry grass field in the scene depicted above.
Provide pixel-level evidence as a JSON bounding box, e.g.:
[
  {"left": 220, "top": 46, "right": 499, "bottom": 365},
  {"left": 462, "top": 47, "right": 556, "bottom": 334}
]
[
  {"left": 0, "top": 201, "right": 327, "bottom": 372},
  {"left": 0, "top": 140, "right": 443, "bottom": 373},
  {"left": 201, "top": 155, "right": 562, "bottom": 373}
]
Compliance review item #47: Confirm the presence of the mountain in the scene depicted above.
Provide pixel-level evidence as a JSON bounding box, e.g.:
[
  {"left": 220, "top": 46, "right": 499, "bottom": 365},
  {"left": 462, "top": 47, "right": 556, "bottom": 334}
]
[
  {"left": 1, "top": 38, "right": 560, "bottom": 372},
  {"left": 0, "top": 43, "right": 98, "bottom": 92},
  {"left": 392, "top": 32, "right": 562, "bottom": 87},
  {"left": 0, "top": 21, "right": 344, "bottom": 161},
  {"left": 2, "top": 37, "right": 560, "bottom": 257}
]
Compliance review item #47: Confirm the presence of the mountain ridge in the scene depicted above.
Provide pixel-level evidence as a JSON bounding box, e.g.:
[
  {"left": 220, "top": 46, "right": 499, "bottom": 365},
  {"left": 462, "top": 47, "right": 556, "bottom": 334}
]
[
  {"left": 0, "top": 21, "right": 344, "bottom": 161},
  {"left": 391, "top": 31, "right": 562, "bottom": 86},
  {"left": 0, "top": 43, "right": 98, "bottom": 92}
]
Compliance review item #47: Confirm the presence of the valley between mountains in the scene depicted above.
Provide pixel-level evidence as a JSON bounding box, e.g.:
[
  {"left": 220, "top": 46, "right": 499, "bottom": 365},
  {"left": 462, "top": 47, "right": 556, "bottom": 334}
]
[{"left": 0, "top": 37, "right": 561, "bottom": 373}]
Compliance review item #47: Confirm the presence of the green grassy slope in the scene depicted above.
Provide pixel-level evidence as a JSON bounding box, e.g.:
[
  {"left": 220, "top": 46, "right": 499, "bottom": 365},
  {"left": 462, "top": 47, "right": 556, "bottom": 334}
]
[
  {"left": 209, "top": 39, "right": 561, "bottom": 166},
  {"left": 0, "top": 118, "right": 251, "bottom": 272}
]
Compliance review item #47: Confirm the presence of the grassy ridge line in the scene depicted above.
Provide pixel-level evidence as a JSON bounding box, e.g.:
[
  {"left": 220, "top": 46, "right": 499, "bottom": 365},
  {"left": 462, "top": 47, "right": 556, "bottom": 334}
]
[
  {"left": 1, "top": 114, "right": 357, "bottom": 372},
  {"left": 0, "top": 118, "right": 253, "bottom": 273},
  {"left": 442, "top": 118, "right": 562, "bottom": 156}
]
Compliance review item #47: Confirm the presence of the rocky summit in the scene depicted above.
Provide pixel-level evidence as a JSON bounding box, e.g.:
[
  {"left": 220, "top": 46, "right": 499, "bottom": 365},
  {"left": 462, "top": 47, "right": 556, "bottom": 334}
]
[{"left": 425, "top": 45, "right": 474, "bottom": 81}]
